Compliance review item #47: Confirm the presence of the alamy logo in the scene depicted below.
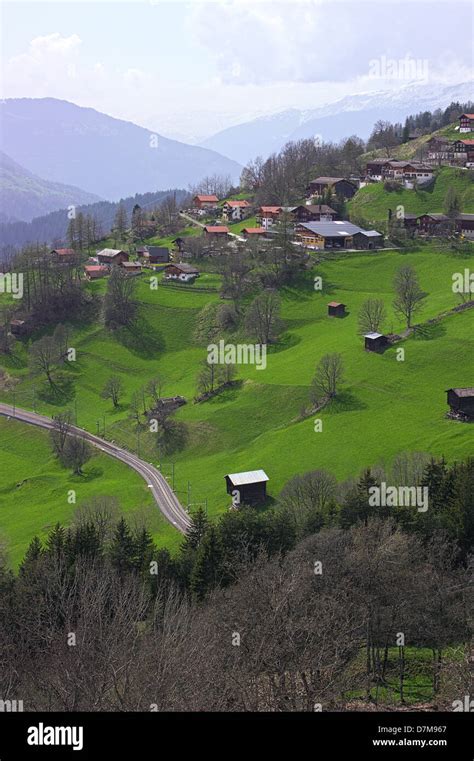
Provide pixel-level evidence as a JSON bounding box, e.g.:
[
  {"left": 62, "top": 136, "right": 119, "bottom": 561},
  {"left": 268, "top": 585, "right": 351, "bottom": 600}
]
[
  {"left": 368, "top": 55, "right": 428, "bottom": 82},
  {"left": 0, "top": 698, "right": 23, "bottom": 712},
  {"left": 0, "top": 272, "right": 23, "bottom": 299},
  {"left": 452, "top": 269, "right": 474, "bottom": 294},
  {"left": 452, "top": 695, "right": 474, "bottom": 712},
  {"left": 207, "top": 339, "right": 267, "bottom": 370},
  {"left": 368, "top": 482, "right": 428, "bottom": 512},
  {"left": 27, "top": 723, "right": 84, "bottom": 751}
]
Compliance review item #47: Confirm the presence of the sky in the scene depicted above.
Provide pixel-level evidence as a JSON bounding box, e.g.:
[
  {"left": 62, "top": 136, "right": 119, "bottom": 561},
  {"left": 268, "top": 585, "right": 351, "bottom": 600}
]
[{"left": 1, "top": 0, "right": 473, "bottom": 142}]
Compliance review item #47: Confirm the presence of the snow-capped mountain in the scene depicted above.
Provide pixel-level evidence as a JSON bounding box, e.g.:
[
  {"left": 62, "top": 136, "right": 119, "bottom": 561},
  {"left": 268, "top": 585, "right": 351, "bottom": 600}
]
[{"left": 200, "top": 81, "right": 474, "bottom": 165}]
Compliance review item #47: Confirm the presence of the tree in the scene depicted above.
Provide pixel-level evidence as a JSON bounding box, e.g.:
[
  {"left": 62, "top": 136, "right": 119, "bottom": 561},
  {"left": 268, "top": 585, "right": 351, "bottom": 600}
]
[
  {"left": 113, "top": 203, "right": 128, "bottom": 245},
  {"left": 29, "top": 335, "right": 60, "bottom": 386},
  {"left": 110, "top": 518, "right": 136, "bottom": 576},
  {"left": 101, "top": 375, "right": 124, "bottom": 408},
  {"left": 358, "top": 298, "right": 386, "bottom": 334},
  {"left": 393, "top": 265, "right": 427, "bottom": 328},
  {"left": 104, "top": 265, "right": 138, "bottom": 328},
  {"left": 50, "top": 410, "right": 73, "bottom": 458},
  {"left": 190, "top": 527, "right": 223, "bottom": 600},
  {"left": 181, "top": 507, "right": 209, "bottom": 552},
  {"left": 443, "top": 186, "right": 462, "bottom": 232},
  {"left": 61, "top": 435, "right": 92, "bottom": 475},
  {"left": 310, "top": 353, "right": 344, "bottom": 404},
  {"left": 245, "top": 290, "right": 281, "bottom": 344}
]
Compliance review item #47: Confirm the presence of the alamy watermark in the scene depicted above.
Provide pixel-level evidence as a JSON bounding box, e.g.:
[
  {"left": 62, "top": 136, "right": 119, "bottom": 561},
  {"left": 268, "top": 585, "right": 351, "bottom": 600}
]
[
  {"left": 0, "top": 272, "right": 23, "bottom": 299},
  {"left": 207, "top": 339, "right": 267, "bottom": 370},
  {"left": 368, "top": 54, "right": 429, "bottom": 82},
  {"left": 369, "top": 482, "right": 428, "bottom": 513},
  {"left": 452, "top": 269, "right": 474, "bottom": 295}
]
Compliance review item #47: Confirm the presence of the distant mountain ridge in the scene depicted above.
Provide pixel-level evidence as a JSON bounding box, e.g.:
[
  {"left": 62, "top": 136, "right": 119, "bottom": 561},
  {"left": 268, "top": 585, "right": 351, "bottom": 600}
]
[
  {"left": 0, "top": 150, "right": 101, "bottom": 222},
  {"left": 0, "top": 98, "right": 242, "bottom": 201},
  {"left": 200, "top": 81, "right": 474, "bottom": 164}
]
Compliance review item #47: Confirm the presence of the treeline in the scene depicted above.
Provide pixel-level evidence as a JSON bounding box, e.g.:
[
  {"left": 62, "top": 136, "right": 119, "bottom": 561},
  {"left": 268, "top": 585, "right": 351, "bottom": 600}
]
[
  {"left": 0, "top": 453, "right": 472, "bottom": 710},
  {"left": 0, "top": 188, "right": 189, "bottom": 253}
]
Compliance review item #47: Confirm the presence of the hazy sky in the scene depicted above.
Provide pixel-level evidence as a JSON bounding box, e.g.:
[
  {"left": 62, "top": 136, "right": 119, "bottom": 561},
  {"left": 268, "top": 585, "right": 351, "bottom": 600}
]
[{"left": 1, "top": 0, "right": 472, "bottom": 141}]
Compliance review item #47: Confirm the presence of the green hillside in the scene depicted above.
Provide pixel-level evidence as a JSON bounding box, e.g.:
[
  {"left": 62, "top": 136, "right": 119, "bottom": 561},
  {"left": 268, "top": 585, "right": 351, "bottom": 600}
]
[
  {"left": 349, "top": 166, "right": 474, "bottom": 226},
  {"left": 1, "top": 243, "right": 473, "bottom": 562}
]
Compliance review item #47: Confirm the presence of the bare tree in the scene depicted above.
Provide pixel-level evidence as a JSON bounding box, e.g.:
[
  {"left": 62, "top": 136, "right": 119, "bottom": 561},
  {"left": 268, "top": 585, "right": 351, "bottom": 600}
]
[
  {"left": 102, "top": 375, "right": 124, "bottom": 408},
  {"left": 61, "top": 435, "right": 93, "bottom": 475},
  {"left": 358, "top": 299, "right": 386, "bottom": 334},
  {"left": 50, "top": 410, "right": 74, "bottom": 458},
  {"left": 310, "top": 353, "right": 344, "bottom": 404},
  {"left": 245, "top": 289, "right": 282, "bottom": 344},
  {"left": 29, "top": 335, "right": 60, "bottom": 386},
  {"left": 393, "top": 265, "right": 427, "bottom": 328}
]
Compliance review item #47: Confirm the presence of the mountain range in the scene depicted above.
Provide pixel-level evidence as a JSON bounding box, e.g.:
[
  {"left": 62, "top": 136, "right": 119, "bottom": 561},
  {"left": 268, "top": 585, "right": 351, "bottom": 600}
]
[
  {"left": 0, "top": 150, "right": 101, "bottom": 223},
  {"left": 0, "top": 98, "right": 242, "bottom": 202},
  {"left": 200, "top": 81, "right": 474, "bottom": 164}
]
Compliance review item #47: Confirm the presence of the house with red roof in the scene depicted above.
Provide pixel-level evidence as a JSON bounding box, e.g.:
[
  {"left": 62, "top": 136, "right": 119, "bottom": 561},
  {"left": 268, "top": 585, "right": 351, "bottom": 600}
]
[
  {"left": 257, "top": 206, "right": 282, "bottom": 229},
  {"left": 222, "top": 199, "right": 250, "bottom": 221},
  {"left": 193, "top": 194, "right": 219, "bottom": 210},
  {"left": 203, "top": 225, "right": 229, "bottom": 237},
  {"left": 84, "top": 265, "right": 108, "bottom": 280},
  {"left": 241, "top": 227, "right": 267, "bottom": 238},
  {"left": 51, "top": 248, "right": 76, "bottom": 262}
]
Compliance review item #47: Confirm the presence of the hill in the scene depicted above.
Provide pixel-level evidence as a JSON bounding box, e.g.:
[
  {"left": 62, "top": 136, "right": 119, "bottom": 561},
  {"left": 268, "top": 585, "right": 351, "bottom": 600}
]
[
  {"left": 0, "top": 98, "right": 242, "bottom": 200},
  {"left": 0, "top": 150, "right": 101, "bottom": 222},
  {"left": 349, "top": 166, "right": 474, "bottom": 226},
  {"left": 1, "top": 244, "right": 472, "bottom": 559}
]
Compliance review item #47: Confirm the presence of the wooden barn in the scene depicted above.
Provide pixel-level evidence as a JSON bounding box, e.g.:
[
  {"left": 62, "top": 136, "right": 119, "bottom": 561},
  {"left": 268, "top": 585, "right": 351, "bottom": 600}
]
[
  {"left": 225, "top": 470, "right": 269, "bottom": 505},
  {"left": 292, "top": 204, "right": 337, "bottom": 223},
  {"left": 164, "top": 263, "right": 200, "bottom": 282},
  {"left": 142, "top": 246, "right": 170, "bottom": 264},
  {"left": 120, "top": 261, "right": 142, "bottom": 275},
  {"left": 193, "top": 194, "right": 219, "bottom": 210},
  {"left": 97, "top": 248, "right": 129, "bottom": 266},
  {"left": 306, "top": 177, "right": 357, "bottom": 200},
  {"left": 241, "top": 227, "right": 267, "bottom": 238},
  {"left": 84, "top": 265, "right": 108, "bottom": 280},
  {"left": 50, "top": 248, "right": 76, "bottom": 262},
  {"left": 446, "top": 388, "right": 474, "bottom": 418},
  {"left": 327, "top": 301, "right": 346, "bottom": 317},
  {"left": 364, "top": 332, "right": 387, "bottom": 352},
  {"left": 203, "top": 225, "right": 229, "bottom": 237}
]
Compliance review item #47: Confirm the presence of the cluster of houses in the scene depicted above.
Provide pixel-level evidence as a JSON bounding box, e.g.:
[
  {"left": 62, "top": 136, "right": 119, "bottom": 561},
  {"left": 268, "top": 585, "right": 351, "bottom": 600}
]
[
  {"left": 79, "top": 246, "right": 200, "bottom": 283},
  {"left": 365, "top": 159, "right": 434, "bottom": 187}
]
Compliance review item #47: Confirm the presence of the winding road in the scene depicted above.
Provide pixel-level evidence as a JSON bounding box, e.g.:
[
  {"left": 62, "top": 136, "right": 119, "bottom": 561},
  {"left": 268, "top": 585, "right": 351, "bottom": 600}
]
[{"left": 0, "top": 403, "right": 191, "bottom": 534}]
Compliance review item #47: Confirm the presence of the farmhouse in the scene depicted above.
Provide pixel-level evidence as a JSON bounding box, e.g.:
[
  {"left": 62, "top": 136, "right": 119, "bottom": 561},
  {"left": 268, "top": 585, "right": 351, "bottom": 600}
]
[
  {"left": 291, "top": 204, "right": 337, "bottom": 223},
  {"left": 258, "top": 206, "right": 282, "bottom": 229},
  {"left": 364, "top": 332, "right": 388, "bottom": 352},
  {"left": 327, "top": 301, "right": 346, "bottom": 317},
  {"left": 222, "top": 199, "right": 250, "bottom": 221},
  {"left": 142, "top": 246, "right": 170, "bottom": 264},
  {"left": 225, "top": 469, "right": 269, "bottom": 505},
  {"left": 366, "top": 159, "right": 392, "bottom": 180},
  {"left": 203, "top": 225, "right": 229, "bottom": 237},
  {"left": 241, "top": 227, "right": 267, "bottom": 238},
  {"left": 295, "top": 221, "right": 383, "bottom": 249},
  {"left": 453, "top": 139, "right": 474, "bottom": 157},
  {"left": 425, "top": 136, "right": 453, "bottom": 163},
  {"left": 193, "top": 194, "right": 219, "bottom": 210},
  {"left": 383, "top": 161, "right": 433, "bottom": 184},
  {"left": 164, "top": 263, "right": 200, "bottom": 282},
  {"left": 120, "top": 261, "right": 142, "bottom": 275},
  {"left": 306, "top": 177, "right": 357, "bottom": 199},
  {"left": 459, "top": 114, "right": 474, "bottom": 133},
  {"left": 97, "top": 249, "right": 129, "bottom": 266},
  {"left": 416, "top": 213, "right": 450, "bottom": 234},
  {"left": 446, "top": 388, "right": 474, "bottom": 418},
  {"left": 50, "top": 248, "right": 76, "bottom": 262},
  {"left": 456, "top": 213, "right": 474, "bottom": 237},
  {"left": 84, "top": 265, "right": 108, "bottom": 280}
]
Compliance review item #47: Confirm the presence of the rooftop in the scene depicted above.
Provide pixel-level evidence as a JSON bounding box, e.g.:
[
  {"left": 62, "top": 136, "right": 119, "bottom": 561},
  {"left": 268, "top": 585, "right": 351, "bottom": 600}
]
[
  {"left": 447, "top": 388, "right": 474, "bottom": 397},
  {"left": 226, "top": 470, "right": 269, "bottom": 486}
]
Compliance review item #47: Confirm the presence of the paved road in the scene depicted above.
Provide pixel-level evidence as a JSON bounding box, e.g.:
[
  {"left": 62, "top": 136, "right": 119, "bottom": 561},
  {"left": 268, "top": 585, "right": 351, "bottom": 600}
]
[{"left": 0, "top": 403, "right": 191, "bottom": 534}]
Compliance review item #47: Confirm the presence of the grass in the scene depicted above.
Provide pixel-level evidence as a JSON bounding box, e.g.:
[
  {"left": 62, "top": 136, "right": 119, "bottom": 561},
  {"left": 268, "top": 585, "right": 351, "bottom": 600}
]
[
  {"left": 0, "top": 417, "right": 181, "bottom": 568},
  {"left": 1, "top": 243, "right": 473, "bottom": 555},
  {"left": 349, "top": 166, "right": 474, "bottom": 226}
]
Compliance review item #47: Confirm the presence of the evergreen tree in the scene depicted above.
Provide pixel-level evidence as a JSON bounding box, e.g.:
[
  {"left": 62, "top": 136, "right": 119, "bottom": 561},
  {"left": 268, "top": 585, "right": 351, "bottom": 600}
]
[
  {"left": 181, "top": 508, "right": 209, "bottom": 552},
  {"left": 110, "top": 518, "right": 136, "bottom": 576},
  {"left": 190, "top": 527, "right": 223, "bottom": 600}
]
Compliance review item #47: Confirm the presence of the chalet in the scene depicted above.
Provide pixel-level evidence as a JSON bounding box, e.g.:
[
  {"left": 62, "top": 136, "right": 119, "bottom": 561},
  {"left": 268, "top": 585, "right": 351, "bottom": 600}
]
[
  {"left": 453, "top": 140, "right": 474, "bottom": 156},
  {"left": 352, "top": 230, "right": 384, "bottom": 249},
  {"left": 50, "top": 248, "right": 76, "bottom": 262},
  {"left": 306, "top": 177, "right": 357, "bottom": 200},
  {"left": 416, "top": 213, "right": 451, "bottom": 234},
  {"left": 241, "top": 227, "right": 267, "bottom": 238},
  {"left": 225, "top": 469, "right": 269, "bottom": 505},
  {"left": 258, "top": 206, "right": 282, "bottom": 229},
  {"left": 327, "top": 301, "right": 346, "bottom": 317},
  {"left": 446, "top": 388, "right": 474, "bottom": 418},
  {"left": 456, "top": 213, "right": 474, "bottom": 237},
  {"left": 222, "top": 199, "right": 250, "bottom": 221},
  {"left": 459, "top": 114, "right": 474, "bottom": 133},
  {"left": 96, "top": 249, "right": 129, "bottom": 266},
  {"left": 425, "top": 136, "right": 453, "bottom": 162},
  {"left": 203, "top": 225, "right": 229, "bottom": 237},
  {"left": 164, "top": 263, "right": 200, "bottom": 282},
  {"left": 84, "top": 265, "right": 108, "bottom": 280},
  {"left": 120, "top": 261, "right": 142, "bottom": 275},
  {"left": 291, "top": 204, "right": 337, "bottom": 223},
  {"left": 383, "top": 161, "right": 433, "bottom": 184},
  {"left": 364, "top": 332, "right": 388, "bottom": 352},
  {"left": 295, "top": 221, "right": 382, "bottom": 250},
  {"left": 142, "top": 246, "right": 170, "bottom": 264},
  {"left": 366, "top": 159, "right": 392, "bottom": 180},
  {"left": 193, "top": 194, "right": 219, "bottom": 210},
  {"left": 400, "top": 213, "right": 419, "bottom": 230}
]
